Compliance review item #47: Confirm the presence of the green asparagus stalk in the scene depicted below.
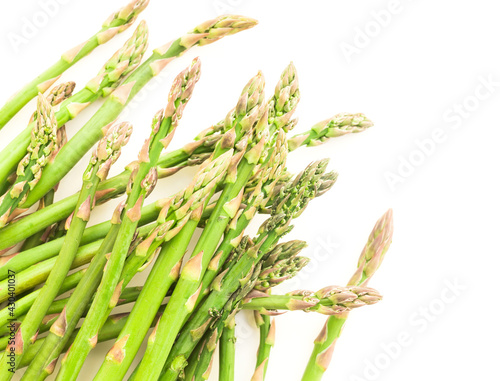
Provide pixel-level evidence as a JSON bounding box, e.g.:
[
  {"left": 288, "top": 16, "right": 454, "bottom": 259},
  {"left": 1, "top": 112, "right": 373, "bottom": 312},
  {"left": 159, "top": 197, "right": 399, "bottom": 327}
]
[
  {"left": 55, "top": 59, "right": 200, "bottom": 381},
  {"left": 0, "top": 121, "right": 132, "bottom": 377},
  {"left": 0, "top": 0, "right": 148, "bottom": 130},
  {"left": 0, "top": 20, "right": 149, "bottom": 190},
  {"left": 133, "top": 72, "right": 269, "bottom": 381},
  {"left": 252, "top": 313, "right": 275, "bottom": 381},
  {"left": 159, "top": 162, "right": 336, "bottom": 381},
  {"left": 242, "top": 286, "right": 383, "bottom": 314},
  {"left": 301, "top": 209, "right": 393, "bottom": 381},
  {"left": 287, "top": 113, "right": 374, "bottom": 151},
  {"left": 18, "top": 15, "right": 257, "bottom": 210},
  {"left": 0, "top": 95, "right": 57, "bottom": 227},
  {"left": 182, "top": 340, "right": 205, "bottom": 381}
]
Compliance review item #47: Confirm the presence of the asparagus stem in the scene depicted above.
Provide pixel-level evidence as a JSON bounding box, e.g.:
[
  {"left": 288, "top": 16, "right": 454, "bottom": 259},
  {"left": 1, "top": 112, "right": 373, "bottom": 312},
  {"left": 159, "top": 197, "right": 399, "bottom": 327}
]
[
  {"left": 0, "top": 96, "right": 57, "bottom": 227},
  {"left": 55, "top": 60, "right": 200, "bottom": 381},
  {"left": 133, "top": 71, "right": 269, "bottom": 381},
  {"left": 19, "top": 15, "right": 257, "bottom": 210},
  {"left": 242, "top": 286, "right": 383, "bottom": 314},
  {"left": 0, "top": 122, "right": 132, "bottom": 377},
  {"left": 0, "top": 20, "right": 149, "bottom": 190},
  {"left": 0, "top": 0, "right": 148, "bottom": 130},
  {"left": 252, "top": 313, "right": 274, "bottom": 381},
  {"left": 301, "top": 209, "right": 393, "bottom": 381},
  {"left": 219, "top": 324, "right": 236, "bottom": 381}
]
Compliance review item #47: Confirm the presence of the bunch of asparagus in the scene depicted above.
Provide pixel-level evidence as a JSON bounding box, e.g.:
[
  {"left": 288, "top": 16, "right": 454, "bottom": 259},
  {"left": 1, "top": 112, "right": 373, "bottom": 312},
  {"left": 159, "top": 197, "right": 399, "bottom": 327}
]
[{"left": 0, "top": 1, "right": 393, "bottom": 380}]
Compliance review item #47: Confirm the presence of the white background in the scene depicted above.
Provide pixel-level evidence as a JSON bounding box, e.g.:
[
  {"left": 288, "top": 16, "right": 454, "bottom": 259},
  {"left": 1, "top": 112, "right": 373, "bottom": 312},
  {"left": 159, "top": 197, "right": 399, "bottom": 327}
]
[{"left": 1, "top": 0, "right": 499, "bottom": 380}]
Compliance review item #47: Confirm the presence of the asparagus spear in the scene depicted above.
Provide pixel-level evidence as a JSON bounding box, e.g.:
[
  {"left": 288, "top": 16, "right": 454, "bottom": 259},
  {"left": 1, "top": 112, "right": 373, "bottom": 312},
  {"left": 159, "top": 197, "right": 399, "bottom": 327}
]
[
  {"left": 242, "top": 286, "right": 383, "bottom": 314},
  {"left": 54, "top": 59, "right": 199, "bottom": 381},
  {"left": 0, "top": 0, "right": 148, "bottom": 130},
  {"left": 0, "top": 96, "right": 57, "bottom": 227},
  {"left": 0, "top": 20, "right": 149, "bottom": 190},
  {"left": 301, "top": 209, "right": 393, "bottom": 380},
  {"left": 159, "top": 161, "right": 336, "bottom": 381},
  {"left": 287, "top": 113, "right": 374, "bottom": 151},
  {"left": 18, "top": 15, "right": 258, "bottom": 210},
  {"left": 0, "top": 121, "right": 132, "bottom": 377}
]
